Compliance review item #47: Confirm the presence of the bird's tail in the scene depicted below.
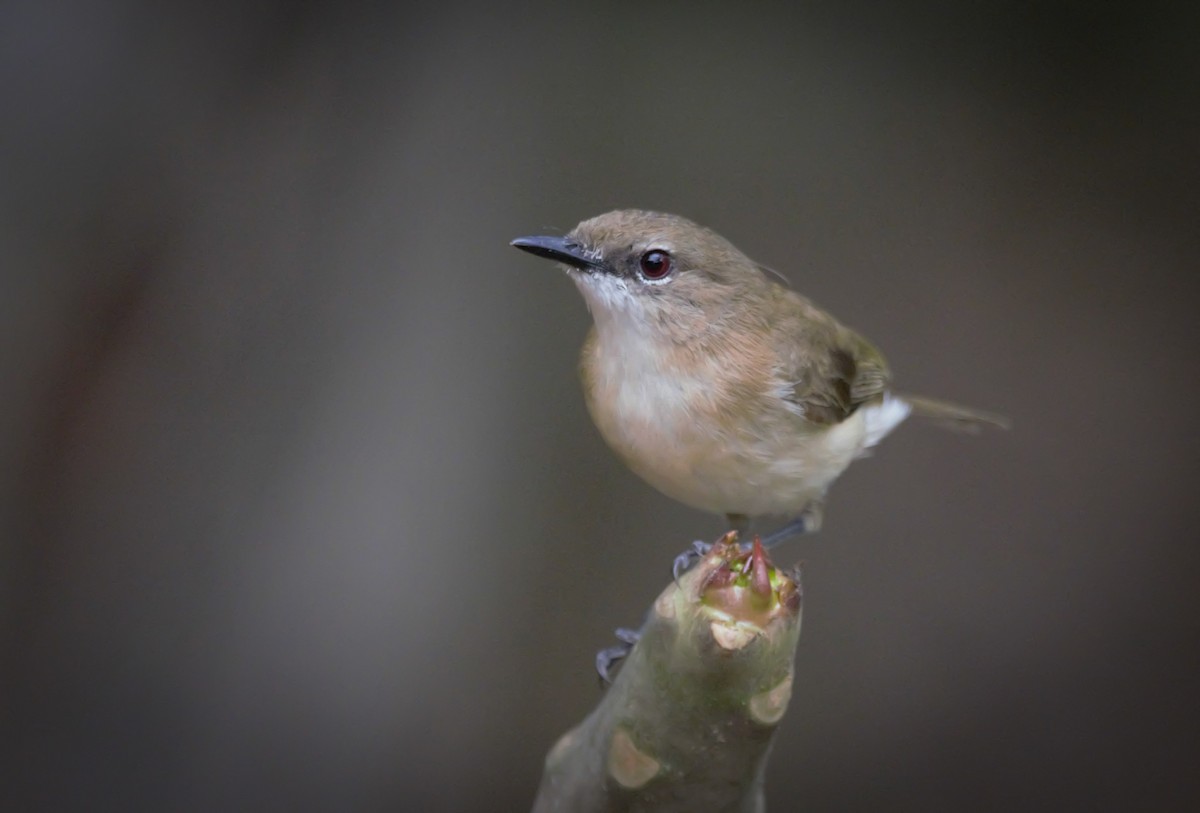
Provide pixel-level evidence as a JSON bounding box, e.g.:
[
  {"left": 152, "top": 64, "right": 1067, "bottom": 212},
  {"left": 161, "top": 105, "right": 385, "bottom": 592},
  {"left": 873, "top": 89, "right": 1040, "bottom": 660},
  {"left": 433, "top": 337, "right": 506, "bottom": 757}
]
[{"left": 898, "top": 393, "right": 1011, "bottom": 433}]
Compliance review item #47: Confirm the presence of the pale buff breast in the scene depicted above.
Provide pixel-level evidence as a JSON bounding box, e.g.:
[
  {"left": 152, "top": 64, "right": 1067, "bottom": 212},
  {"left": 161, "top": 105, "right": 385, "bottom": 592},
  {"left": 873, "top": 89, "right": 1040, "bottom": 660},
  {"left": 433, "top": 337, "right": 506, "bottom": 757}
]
[{"left": 580, "top": 327, "right": 873, "bottom": 517}]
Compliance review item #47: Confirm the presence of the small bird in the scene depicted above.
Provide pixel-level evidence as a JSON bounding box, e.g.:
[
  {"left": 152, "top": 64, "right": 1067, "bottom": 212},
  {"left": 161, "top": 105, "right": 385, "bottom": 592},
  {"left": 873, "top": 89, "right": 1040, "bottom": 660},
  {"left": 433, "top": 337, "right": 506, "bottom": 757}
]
[{"left": 512, "top": 210, "right": 1006, "bottom": 551}]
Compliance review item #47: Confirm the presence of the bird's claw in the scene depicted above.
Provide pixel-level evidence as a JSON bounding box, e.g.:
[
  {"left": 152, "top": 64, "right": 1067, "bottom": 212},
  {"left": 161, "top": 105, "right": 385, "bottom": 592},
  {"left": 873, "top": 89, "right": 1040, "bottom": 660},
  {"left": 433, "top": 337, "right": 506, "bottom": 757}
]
[
  {"left": 672, "top": 540, "right": 713, "bottom": 582},
  {"left": 596, "top": 627, "right": 641, "bottom": 685}
]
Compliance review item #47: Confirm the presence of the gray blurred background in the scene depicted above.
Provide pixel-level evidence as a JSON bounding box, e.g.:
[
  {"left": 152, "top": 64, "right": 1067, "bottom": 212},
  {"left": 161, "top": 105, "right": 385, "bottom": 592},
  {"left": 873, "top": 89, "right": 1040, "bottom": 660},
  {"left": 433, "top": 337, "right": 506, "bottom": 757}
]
[{"left": 3, "top": 1, "right": 1198, "bottom": 810}]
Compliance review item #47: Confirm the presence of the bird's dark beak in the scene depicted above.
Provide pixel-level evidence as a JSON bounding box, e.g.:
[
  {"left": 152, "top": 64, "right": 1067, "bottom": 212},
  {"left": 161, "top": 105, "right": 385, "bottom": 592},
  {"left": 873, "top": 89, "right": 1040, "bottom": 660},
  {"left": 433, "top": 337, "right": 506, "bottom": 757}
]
[{"left": 510, "top": 235, "right": 602, "bottom": 271}]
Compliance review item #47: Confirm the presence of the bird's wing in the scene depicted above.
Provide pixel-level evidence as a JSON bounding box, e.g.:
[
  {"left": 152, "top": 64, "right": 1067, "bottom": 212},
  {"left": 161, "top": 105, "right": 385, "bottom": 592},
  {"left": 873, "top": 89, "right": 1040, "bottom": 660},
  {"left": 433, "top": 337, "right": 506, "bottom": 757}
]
[{"left": 775, "top": 292, "right": 891, "bottom": 425}]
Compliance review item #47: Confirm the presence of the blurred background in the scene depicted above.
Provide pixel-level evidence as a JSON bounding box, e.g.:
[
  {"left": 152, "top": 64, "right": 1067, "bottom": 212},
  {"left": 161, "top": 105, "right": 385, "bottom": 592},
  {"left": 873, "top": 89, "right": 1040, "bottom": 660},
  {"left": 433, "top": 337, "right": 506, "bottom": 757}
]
[{"left": 3, "top": 1, "right": 1198, "bottom": 810}]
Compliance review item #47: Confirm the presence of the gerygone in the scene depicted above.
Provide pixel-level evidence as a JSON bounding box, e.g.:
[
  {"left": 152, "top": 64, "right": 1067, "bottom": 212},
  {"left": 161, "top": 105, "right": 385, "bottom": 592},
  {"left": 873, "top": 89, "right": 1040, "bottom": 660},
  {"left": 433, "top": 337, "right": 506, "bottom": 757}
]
[{"left": 512, "top": 209, "right": 1006, "bottom": 547}]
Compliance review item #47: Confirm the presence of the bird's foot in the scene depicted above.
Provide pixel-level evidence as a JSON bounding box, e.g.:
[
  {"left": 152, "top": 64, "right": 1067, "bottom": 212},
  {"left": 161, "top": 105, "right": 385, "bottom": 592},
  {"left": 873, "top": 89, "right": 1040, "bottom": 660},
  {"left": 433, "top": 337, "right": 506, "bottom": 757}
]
[
  {"left": 595, "top": 627, "right": 641, "bottom": 686},
  {"left": 760, "top": 505, "right": 823, "bottom": 549},
  {"left": 672, "top": 539, "right": 715, "bottom": 582},
  {"left": 759, "top": 517, "right": 808, "bottom": 549},
  {"left": 672, "top": 530, "right": 747, "bottom": 581}
]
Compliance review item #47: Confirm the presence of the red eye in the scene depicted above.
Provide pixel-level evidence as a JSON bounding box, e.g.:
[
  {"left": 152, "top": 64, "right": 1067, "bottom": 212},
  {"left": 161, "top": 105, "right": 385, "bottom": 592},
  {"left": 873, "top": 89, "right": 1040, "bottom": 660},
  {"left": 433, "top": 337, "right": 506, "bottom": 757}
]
[{"left": 639, "top": 249, "right": 672, "bottom": 280}]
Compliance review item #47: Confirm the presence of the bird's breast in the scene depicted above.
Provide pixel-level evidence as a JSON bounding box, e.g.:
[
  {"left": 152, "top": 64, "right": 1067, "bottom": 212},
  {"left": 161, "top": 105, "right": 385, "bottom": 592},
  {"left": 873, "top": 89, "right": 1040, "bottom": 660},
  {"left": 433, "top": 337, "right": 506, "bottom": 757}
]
[{"left": 580, "top": 329, "right": 862, "bottom": 516}]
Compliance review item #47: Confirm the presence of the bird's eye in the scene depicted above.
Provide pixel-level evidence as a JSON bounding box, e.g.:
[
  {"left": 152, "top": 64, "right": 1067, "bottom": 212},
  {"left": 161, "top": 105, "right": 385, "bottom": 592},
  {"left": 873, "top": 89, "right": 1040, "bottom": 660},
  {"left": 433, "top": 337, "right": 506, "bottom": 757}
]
[{"left": 639, "top": 249, "right": 672, "bottom": 280}]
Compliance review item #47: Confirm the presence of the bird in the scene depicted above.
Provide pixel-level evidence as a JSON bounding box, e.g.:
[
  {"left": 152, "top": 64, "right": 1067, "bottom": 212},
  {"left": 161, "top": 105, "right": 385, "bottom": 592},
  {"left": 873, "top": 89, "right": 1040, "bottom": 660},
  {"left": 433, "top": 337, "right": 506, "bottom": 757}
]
[{"left": 511, "top": 209, "right": 1006, "bottom": 559}]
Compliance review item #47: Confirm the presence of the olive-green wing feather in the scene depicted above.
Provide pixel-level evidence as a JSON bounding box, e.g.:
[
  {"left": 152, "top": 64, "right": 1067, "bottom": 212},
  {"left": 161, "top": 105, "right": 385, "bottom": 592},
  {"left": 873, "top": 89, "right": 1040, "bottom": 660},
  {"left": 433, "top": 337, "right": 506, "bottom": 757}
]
[
  {"left": 771, "top": 290, "right": 1008, "bottom": 431},
  {"left": 774, "top": 292, "right": 891, "bottom": 425}
]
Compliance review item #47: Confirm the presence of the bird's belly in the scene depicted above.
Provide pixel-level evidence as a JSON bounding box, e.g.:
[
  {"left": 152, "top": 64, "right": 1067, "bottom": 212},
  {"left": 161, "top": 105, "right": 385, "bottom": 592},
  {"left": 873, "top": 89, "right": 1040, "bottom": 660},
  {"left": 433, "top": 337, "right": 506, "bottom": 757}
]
[
  {"left": 586, "top": 375, "right": 869, "bottom": 517},
  {"left": 666, "top": 418, "right": 865, "bottom": 517}
]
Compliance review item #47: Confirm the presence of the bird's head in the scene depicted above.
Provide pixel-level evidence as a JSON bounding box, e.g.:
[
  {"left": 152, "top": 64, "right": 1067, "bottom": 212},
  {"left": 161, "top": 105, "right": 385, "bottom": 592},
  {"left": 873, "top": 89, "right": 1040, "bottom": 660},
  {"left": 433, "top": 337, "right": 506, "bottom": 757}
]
[{"left": 512, "top": 209, "right": 770, "bottom": 342}]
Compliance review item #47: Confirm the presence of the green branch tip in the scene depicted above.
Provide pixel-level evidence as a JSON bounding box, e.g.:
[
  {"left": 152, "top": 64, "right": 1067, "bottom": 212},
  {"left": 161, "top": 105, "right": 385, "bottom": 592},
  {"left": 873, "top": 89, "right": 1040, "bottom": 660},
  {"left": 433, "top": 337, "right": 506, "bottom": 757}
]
[{"left": 532, "top": 532, "right": 804, "bottom": 813}]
